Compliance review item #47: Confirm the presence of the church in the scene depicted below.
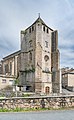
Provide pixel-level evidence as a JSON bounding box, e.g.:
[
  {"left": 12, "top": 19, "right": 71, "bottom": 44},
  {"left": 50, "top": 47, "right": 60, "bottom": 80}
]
[{"left": 1, "top": 16, "right": 60, "bottom": 94}]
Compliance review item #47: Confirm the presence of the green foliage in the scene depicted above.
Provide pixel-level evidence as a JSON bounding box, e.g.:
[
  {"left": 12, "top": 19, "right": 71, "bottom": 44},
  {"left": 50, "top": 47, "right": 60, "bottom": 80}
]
[
  {"left": 24, "top": 68, "right": 35, "bottom": 73},
  {"left": 22, "top": 93, "right": 30, "bottom": 97},
  {"left": 0, "top": 106, "right": 74, "bottom": 112},
  {"left": 0, "top": 108, "right": 10, "bottom": 112},
  {"left": 14, "top": 79, "right": 19, "bottom": 85},
  {"left": 42, "top": 70, "right": 51, "bottom": 74},
  {"left": 13, "top": 107, "right": 24, "bottom": 112},
  {"left": 21, "top": 30, "right": 27, "bottom": 35}
]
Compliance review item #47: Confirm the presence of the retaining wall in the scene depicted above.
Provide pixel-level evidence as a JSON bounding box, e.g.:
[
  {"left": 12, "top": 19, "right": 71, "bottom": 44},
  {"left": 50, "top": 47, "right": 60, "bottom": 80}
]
[{"left": 0, "top": 95, "right": 74, "bottom": 109}]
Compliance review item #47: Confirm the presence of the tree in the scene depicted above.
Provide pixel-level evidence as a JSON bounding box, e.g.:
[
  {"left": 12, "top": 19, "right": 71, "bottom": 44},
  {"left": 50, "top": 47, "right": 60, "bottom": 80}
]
[{"left": 14, "top": 78, "right": 19, "bottom": 97}]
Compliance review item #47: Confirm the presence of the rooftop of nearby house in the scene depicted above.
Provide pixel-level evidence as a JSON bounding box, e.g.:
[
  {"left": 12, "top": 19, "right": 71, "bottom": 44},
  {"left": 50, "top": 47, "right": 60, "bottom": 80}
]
[
  {"left": 62, "top": 68, "right": 74, "bottom": 75},
  {"left": 3, "top": 50, "right": 21, "bottom": 60}
]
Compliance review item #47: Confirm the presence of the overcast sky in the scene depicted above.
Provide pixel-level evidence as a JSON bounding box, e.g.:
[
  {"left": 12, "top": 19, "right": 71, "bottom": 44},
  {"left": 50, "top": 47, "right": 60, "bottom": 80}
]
[{"left": 0, "top": 0, "right": 74, "bottom": 68}]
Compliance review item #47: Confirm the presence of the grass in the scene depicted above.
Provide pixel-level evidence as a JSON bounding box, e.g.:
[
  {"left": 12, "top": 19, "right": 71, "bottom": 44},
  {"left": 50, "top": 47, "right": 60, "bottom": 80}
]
[{"left": 0, "top": 106, "right": 74, "bottom": 112}]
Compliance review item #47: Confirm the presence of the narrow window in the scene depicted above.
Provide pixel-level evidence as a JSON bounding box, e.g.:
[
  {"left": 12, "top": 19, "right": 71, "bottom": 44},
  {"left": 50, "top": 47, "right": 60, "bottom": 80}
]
[
  {"left": 10, "top": 62, "right": 12, "bottom": 75},
  {"left": 47, "top": 28, "right": 49, "bottom": 33},
  {"left": 45, "top": 41, "right": 48, "bottom": 48},
  {"left": 5, "top": 64, "right": 9, "bottom": 74},
  {"left": 32, "top": 26, "right": 34, "bottom": 31},
  {"left": 29, "top": 28, "right": 31, "bottom": 33},
  {"left": 43, "top": 26, "right": 45, "bottom": 32}
]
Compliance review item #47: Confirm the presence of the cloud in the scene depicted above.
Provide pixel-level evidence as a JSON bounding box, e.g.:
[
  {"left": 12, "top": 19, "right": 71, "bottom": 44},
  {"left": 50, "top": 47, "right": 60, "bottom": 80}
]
[{"left": 0, "top": 0, "right": 74, "bottom": 68}]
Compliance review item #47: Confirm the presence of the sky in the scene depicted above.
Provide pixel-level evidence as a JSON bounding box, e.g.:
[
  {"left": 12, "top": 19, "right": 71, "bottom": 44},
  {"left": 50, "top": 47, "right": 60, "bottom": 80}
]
[{"left": 0, "top": 0, "right": 74, "bottom": 68}]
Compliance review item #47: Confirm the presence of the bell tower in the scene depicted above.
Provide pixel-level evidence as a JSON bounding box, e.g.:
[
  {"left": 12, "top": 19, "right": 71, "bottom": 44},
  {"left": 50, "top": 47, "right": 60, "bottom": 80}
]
[{"left": 19, "top": 16, "right": 60, "bottom": 94}]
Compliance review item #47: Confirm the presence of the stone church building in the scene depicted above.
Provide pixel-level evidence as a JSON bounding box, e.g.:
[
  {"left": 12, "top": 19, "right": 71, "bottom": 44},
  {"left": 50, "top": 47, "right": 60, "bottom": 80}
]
[{"left": 1, "top": 16, "right": 60, "bottom": 94}]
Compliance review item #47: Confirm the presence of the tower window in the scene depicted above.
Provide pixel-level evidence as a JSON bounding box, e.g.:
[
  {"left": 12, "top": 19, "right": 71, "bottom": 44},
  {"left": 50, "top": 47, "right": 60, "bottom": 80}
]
[
  {"left": 29, "top": 28, "right": 31, "bottom": 33},
  {"left": 45, "top": 41, "right": 48, "bottom": 48},
  {"left": 47, "top": 28, "right": 49, "bottom": 33},
  {"left": 32, "top": 26, "right": 34, "bottom": 31},
  {"left": 43, "top": 26, "right": 45, "bottom": 32}
]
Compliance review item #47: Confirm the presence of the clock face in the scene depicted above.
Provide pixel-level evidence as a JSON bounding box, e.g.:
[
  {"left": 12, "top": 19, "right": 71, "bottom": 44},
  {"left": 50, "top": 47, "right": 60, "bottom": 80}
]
[{"left": 44, "top": 55, "right": 49, "bottom": 62}]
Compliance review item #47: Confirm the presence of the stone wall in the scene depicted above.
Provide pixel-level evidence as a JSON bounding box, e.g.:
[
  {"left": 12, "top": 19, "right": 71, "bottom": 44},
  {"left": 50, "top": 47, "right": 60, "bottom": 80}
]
[
  {"left": 51, "top": 30, "right": 60, "bottom": 93},
  {"left": 0, "top": 95, "right": 74, "bottom": 110}
]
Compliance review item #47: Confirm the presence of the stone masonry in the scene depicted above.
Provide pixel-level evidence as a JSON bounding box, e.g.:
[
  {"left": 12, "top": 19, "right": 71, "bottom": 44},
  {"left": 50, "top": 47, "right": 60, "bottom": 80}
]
[
  {"left": 19, "top": 16, "right": 60, "bottom": 94},
  {"left": 0, "top": 95, "right": 74, "bottom": 110},
  {"left": 1, "top": 16, "right": 60, "bottom": 94}
]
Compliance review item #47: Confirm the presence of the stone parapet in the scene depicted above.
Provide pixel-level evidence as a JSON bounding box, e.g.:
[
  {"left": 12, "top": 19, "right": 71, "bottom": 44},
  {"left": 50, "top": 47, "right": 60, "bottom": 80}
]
[{"left": 0, "top": 95, "right": 74, "bottom": 109}]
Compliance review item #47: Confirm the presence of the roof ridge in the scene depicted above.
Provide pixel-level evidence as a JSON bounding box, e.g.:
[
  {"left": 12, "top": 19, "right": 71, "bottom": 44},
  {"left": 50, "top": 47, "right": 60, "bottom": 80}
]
[{"left": 21, "top": 16, "right": 53, "bottom": 32}]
